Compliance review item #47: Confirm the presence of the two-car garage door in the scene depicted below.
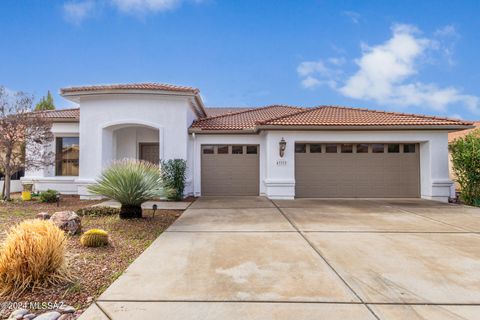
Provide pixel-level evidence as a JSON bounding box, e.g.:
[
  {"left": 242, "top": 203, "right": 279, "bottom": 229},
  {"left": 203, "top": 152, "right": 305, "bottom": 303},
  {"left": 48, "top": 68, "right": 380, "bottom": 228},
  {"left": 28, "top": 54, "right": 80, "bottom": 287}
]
[{"left": 295, "top": 143, "right": 420, "bottom": 198}]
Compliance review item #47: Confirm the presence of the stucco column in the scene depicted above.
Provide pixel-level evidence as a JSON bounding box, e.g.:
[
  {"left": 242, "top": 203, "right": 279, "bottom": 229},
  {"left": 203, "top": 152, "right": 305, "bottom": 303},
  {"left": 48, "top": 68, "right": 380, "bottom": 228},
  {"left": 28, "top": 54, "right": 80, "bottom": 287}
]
[
  {"left": 420, "top": 133, "right": 453, "bottom": 202},
  {"left": 264, "top": 132, "right": 295, "bottom": 199}
]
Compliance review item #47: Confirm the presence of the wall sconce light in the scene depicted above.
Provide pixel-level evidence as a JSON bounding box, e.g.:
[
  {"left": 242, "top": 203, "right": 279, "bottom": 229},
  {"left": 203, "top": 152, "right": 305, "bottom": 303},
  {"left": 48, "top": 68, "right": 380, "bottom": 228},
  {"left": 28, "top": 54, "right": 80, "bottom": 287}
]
[{"left": 279, "top": 138, "right": 286, "bottom": 158}]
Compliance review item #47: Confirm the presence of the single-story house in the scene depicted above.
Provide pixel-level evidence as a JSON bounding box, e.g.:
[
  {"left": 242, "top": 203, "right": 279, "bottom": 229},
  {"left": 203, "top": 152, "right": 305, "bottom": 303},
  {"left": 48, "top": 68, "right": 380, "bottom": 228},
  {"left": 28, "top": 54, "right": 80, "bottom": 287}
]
[{"left": 22, "top": 83, "right": 473, "bottom": 202}]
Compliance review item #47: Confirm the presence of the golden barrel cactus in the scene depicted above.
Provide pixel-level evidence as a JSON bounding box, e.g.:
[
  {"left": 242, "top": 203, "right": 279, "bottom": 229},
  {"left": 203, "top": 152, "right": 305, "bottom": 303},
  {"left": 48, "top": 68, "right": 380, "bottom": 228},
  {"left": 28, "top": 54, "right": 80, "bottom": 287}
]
[{"left": 80, "top": 229, "right": 109, "bottom": 247}]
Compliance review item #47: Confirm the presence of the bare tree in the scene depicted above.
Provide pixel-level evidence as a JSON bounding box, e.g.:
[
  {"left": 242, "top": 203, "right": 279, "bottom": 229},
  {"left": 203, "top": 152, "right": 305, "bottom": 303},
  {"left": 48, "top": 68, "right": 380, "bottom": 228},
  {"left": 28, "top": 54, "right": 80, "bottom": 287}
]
[{"left": 0, "top": 87, "right": 54, "bottom": 200}]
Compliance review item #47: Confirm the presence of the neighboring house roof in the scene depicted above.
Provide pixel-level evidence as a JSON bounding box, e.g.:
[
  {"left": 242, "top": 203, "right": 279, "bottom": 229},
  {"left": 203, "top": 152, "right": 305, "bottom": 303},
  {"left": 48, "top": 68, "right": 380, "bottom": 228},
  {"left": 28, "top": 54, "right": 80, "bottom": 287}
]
[
  {"left": 205, "top": 107, "right": 251, "bottom": 117},
  {"left": 38, "top": 108, "right": 80, "bottom": 120},
  {"left": 448, "top": 121, "right": 480, "bottom": 142},
  {"left": 190, "top": 105, "right": 473, "bottom": 132},
  {"left": 191, "top": 105, "right": 306, "bottom": 131},
  {"left": 60, "top": 83, "right": 199, "bottom": 95}
]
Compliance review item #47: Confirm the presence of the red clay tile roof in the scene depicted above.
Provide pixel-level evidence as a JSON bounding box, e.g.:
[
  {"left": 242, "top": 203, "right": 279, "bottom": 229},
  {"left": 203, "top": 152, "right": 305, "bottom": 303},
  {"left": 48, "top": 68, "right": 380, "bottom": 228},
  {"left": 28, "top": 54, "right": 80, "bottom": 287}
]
[
  {"left": 61, "top": 83, "right": 199, "bottom": 95},
  {"left": 448, "top": 121, "right": 480, "bottom": 142},
  {"left": 259, "top": 106, "right": 473, "bottom": 127},
  {"left": 205, "top": 107, "right": 251, "bottom": 117},
  {"left": 39, "top": 108, "right": 80, "bottom": 120},
  {"left": 191, "top": 105, "right": 306, "bottom": 131},
  {"left": 191, "top": 105, "right": 473, "bottom": 131}
]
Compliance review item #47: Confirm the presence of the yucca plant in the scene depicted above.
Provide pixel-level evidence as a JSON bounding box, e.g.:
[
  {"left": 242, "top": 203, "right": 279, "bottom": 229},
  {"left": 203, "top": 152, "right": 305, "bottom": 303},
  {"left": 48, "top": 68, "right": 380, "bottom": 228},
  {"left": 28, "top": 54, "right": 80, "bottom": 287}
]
[{"left": 88, "top": 160, "right": 163, "bottom": 219}]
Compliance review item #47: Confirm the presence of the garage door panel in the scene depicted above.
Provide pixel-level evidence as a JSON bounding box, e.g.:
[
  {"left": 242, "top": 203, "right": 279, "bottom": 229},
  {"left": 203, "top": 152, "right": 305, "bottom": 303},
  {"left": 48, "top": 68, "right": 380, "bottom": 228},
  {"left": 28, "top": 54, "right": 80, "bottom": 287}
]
[
  {"left": 201, "top": 145, "right": 259, "bottom": 196},
  {"left": 295, "top": 143, "right": 420, "bottom": 198}
]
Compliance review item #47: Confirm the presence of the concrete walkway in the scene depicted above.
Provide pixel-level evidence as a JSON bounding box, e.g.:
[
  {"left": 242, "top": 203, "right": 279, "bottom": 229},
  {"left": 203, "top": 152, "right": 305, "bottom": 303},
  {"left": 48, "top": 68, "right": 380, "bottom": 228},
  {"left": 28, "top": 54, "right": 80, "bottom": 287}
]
[{"left": 81, "top": 197, "right": 480, "bottom": 320}]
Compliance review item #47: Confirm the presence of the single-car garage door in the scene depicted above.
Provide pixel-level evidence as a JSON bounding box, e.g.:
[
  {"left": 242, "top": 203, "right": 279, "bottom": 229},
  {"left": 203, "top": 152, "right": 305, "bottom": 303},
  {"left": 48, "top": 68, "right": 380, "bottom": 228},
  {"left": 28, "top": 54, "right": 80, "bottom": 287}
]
[
  {"left": 201, "top": 145, "right": 259, "bottom": 196},
  {"left": 295, "top": 143, "right": 420, "bottom": 198}
]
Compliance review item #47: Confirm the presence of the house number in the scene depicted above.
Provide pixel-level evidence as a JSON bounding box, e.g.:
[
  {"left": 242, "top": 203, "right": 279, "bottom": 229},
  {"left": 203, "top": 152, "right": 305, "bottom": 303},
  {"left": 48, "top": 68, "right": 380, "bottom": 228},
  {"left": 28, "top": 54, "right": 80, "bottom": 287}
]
[{"left": 276, "top": 160, "right": 287, "bottom": 166}]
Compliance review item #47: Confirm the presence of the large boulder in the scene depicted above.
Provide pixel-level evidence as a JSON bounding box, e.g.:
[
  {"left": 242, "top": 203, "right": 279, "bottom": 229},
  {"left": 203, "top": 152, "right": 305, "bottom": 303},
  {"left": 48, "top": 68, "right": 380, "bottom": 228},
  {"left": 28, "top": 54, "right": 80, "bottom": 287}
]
[{"left": 50, "top": 211, "right": 81, "bottom": 235}]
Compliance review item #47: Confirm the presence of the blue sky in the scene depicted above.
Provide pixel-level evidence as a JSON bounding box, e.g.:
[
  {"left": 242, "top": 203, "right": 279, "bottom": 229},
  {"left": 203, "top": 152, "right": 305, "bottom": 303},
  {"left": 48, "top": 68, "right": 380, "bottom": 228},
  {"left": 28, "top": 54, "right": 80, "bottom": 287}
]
[{"left": 1, "top": 0, "right": 479, "bottom": 120}]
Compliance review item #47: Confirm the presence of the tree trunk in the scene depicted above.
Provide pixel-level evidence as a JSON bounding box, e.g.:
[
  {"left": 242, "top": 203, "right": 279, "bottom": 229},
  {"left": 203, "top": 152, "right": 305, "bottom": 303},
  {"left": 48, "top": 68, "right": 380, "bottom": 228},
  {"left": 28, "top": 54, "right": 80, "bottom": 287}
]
[
  {"left": 3, "top": 171, "right": 11, "bottom": 201},
  {"left": 119, "top": 205, "right": 142, "bottom": 219}
]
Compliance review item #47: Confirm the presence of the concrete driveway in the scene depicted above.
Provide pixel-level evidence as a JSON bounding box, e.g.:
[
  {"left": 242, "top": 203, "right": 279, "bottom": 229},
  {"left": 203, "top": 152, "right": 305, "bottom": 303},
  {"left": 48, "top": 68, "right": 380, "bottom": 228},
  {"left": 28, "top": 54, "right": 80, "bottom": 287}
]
[{"left": 82, "top": 197, "right": 480, "bottom": 320}]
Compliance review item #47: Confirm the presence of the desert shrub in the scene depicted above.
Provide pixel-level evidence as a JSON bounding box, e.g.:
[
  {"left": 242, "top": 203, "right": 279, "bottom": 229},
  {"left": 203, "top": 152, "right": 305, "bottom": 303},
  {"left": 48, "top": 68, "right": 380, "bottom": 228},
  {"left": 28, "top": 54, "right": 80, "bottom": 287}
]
[
  {"left": 450, "top": 129, "right": 480, "bottom": 206},
  {"left": 76, "top": 206, "right": 120, "bottom": 217},
  {"left": 88, "top": 160, "right": 163, "bottom": 219},
  {"left": 80, "top": 229, "right": 109, "bottom": 247},
  {"left": 0, "top": 220, "right": 70, "bottom": 297},
  {"left": 161, "top": 159, "right": 187, "bottom": 201},
  {"left": 39, "top": 189, "right": 59, "bottom": 203}
]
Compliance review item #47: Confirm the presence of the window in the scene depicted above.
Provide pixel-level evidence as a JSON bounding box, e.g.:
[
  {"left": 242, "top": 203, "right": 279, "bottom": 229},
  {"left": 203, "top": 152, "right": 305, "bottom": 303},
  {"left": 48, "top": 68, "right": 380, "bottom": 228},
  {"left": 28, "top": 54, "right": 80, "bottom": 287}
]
[
  {"left": 232, "top": 145, "right": 243, "bottom": 154},
  {"left": 295, "top": 144, "right": 306, "bottom": 153},
  {"left": 404, "top": 144, "right": 416, "bottom": 153},
  {"left": 341, "top": 144, "right": 353, "bottom": 153},
  {"left": 372, "top": 144, "right": 385, "bottom": 153},
  {"left": 55, "top": 137, "right": 79, "bottom": 176},
  {"left": 356, "top": 144, "right": 369, "bottom": 153},
  {"left": 388, "top": 144, "right": 400, "bottom": 153},
  {"left": 202, "top": 146, "right": 214, "bottom": 154},
  {"left": 217, "top": 145, "right": 229, "bottom": 154},
  {"left": 309, "top": 144, "right": 322, "bottom": 153},
  {"left": 325, "top": 144, "right": 338, "bottom": 153},
  {"left": 246, "top": 145, "right": 258, "bottom": 154}
]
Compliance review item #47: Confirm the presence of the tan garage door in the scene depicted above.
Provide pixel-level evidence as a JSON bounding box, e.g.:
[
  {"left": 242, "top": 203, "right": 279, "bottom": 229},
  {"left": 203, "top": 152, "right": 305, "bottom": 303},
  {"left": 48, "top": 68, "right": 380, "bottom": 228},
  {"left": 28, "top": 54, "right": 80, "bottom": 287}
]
[
  {"left": 295, "top": 143, "right": 420, "bottom": 198},
  {"left": 201, "top": 145, "right": 259, "bottom": 196}
]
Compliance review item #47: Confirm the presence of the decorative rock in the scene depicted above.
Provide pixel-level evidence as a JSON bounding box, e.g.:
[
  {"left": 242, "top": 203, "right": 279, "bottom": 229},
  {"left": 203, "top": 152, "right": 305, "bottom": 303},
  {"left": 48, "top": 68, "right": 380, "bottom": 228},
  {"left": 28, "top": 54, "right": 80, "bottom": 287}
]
[
  {"left": 86, "top": 296, "right": 93, "bottom": 303},
  {"left": 57, "top": 315, "right": 73, "bottom": 320},
  {"left": 9, "top": 309, "right": 29, "bottom": 319},
  {"left": 36, "top": 212, "right": 51, "bottom": 220},
  {"left": 50, "top": 211, "right": 81, "bottom": 235},
  {"left": 23, "top": 314, "right": 37, "bottom": 319},
  {"left": 34, "top": 311, "right": 61, "bottom": 320},
  {"left": 58, "top": 306, "right": 75, "bottom": 314}
]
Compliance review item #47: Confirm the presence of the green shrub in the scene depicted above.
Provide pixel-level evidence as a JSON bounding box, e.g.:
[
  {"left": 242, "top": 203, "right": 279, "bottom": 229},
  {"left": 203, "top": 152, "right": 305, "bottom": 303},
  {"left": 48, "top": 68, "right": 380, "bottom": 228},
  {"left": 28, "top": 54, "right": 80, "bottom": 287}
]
[
  {"left": 88, "top": 160, "right": 163, "bottom": 219},
  {"left": 80, "top": 229, "right": 109, "bottom": 247},
  {"left": 39, "top": 189, "right": 59, "bottom": 203},
  {"left": 161, "top": 159, "right": 187, "bottom": 201},
  {"left": 76, "top": 206, "right": 120, "bottom": 217},
  {"left": 450, "top": 129, "right": 480, "bottom": 206}
]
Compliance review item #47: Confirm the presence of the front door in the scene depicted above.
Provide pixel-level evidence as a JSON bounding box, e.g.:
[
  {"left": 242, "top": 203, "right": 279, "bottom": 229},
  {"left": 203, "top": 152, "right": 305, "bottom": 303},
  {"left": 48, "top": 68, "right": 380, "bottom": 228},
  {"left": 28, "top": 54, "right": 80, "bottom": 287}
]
[{"left": 139, "top": 143, "right": 159, "bottom": 164}]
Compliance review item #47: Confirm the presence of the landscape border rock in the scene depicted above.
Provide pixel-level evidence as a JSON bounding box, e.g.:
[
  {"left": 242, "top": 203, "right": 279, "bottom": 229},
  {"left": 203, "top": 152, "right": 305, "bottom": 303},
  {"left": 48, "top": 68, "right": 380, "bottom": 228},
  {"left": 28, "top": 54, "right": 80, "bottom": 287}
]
[{"left": 50, "top": 211, "right": 81, "bottom": 235}]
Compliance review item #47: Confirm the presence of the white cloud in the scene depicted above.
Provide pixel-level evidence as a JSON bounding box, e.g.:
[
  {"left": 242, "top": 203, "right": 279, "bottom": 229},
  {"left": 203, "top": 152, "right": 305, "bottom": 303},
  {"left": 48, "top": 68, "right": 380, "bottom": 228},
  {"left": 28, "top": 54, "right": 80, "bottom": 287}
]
[
  {"left": 63, "top": 0, "right": 96, "bottom": 25},
  {"left": 297, "top": 59, "right": 344, "bottom": 89},
  {"left": 297, "top": 23, "right": 479, "bottom": 115},
  {"left": 62, "top": 0, "right": 203, "bottom": 23},
  {"left": 111, "top": 0, "right": 182, "bottom": 13},
  {"left": 342, "top": 11, "right": 361, "bottom": 24}
]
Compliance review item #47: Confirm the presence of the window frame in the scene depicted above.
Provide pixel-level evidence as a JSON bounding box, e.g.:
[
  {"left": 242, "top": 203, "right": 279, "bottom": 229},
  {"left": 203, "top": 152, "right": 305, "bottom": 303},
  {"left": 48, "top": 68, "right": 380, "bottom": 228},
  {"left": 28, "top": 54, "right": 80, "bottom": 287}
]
[{"left": 55, "top": 136, "right": 80, "bottom": 177}]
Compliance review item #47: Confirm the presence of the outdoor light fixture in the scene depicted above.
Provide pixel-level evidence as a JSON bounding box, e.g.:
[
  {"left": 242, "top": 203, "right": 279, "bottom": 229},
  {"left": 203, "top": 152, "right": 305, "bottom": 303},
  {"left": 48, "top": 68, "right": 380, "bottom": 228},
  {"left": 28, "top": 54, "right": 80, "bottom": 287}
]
[
  {"left": 279, "top": 138, "right": 286, "bottom": 158},
  {"left": 56, "top": 194, "right": 61, "bottom": 207},
  {"left": 152, "top": 204, "right": 158, "bottom": 219}
]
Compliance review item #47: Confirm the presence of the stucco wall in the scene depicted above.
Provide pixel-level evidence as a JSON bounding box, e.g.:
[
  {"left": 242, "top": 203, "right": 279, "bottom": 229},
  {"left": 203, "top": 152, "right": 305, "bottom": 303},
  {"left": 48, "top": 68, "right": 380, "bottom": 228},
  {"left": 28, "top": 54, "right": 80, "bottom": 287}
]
[
  {"left": 114, "top": 126, "right": 159, "bottom": 160},
  {"left": 0, "top": 180, "right": 23, "bottom": 193},
  {"left": 76, "top": 94, "right": 192, "bottom": 198}
]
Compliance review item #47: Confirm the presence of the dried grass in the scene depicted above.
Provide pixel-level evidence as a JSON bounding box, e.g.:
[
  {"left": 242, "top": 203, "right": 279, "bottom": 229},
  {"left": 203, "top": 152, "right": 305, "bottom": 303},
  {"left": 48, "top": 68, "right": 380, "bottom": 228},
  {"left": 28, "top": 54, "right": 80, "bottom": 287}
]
[{"left": 0, "top": 219, "right": 71, "bottom": 297}]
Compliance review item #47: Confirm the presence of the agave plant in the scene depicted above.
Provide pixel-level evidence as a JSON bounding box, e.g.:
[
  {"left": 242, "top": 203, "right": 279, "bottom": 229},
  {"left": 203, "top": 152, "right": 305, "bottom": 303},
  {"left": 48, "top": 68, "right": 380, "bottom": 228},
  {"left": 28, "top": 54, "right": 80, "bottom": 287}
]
[{"left": 88, "top": 160, "right": 163, "bottom": 219}]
